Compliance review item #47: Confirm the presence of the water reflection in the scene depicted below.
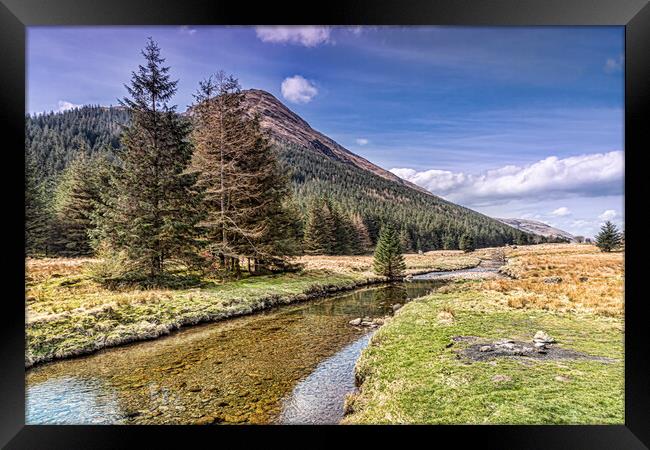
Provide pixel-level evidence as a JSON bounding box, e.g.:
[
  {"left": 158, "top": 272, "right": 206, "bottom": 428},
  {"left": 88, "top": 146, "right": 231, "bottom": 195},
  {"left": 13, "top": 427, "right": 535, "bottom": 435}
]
[
  {"left": 27, "top": 376, "right": 123, "bottom": 424},
  {"left": 277, "top": 333, "right": 373, "bottom": 424}
]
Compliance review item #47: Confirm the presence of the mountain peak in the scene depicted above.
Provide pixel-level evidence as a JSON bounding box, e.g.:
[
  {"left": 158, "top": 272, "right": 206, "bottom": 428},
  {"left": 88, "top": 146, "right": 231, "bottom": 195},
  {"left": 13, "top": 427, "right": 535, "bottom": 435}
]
[
  {"left": 240, "top": 89, "right": 430, "bottom": 194},
  {"left": 497, "top": 218, "right": 575, "bottom": 242}
]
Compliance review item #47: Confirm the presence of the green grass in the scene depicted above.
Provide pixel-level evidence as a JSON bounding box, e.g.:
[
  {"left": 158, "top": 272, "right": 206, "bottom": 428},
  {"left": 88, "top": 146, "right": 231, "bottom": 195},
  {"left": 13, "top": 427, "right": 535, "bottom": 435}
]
[
  {"left": 344, "top": 289, "right": 624, "bottom": 424},
  {"left": 26, "top": 269, "right": 371, "bottom": 367}
]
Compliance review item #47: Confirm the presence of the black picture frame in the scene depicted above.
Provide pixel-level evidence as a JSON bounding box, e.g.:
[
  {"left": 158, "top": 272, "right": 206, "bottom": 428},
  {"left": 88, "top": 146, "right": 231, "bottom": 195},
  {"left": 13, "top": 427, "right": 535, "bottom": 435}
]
[{"left": 2, "top": 0, "right": 648, "bottom": 448}]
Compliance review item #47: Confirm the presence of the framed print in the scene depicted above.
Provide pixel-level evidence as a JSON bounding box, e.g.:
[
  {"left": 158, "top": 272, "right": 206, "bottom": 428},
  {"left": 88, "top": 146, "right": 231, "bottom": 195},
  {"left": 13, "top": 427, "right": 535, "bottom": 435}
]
[{"left": 1, "top": 0, "right": 648, "bottom": 448}]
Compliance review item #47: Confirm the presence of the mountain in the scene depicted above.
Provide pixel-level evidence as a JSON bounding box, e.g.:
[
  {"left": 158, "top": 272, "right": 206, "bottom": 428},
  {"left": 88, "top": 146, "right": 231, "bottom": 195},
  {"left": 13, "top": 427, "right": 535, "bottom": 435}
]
[
  {"left": 240, "top": 89, "right": 430, "bottom": 195},
  {"left": 25, "top": 94, "right": 535, "bottom": 251},
  {"left": 497, "top": 218, "right": 575, "bottom": 242}
]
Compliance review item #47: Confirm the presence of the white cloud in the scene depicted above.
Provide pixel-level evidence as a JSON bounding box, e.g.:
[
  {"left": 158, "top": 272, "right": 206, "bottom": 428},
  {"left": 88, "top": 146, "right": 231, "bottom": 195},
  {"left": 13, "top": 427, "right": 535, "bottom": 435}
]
[
  {"left": 57, "top": 101, "right": 82, "bottom": 113},
  {"left": 180, "top": 26, "right": 197, "bottom": 35},
  {"left": 255, "top": 26, "right": 331, "bottom": 47},
  {"left": 390, "top": 151, "right": 623, "bottom": 205},
  {"left": 281, "top": 75, "right": 318, "bottom": 104},
  {"left": 599, "top": 209, "right": 617, "bottom": 220},
  {"left": 551, "top": 207, "right": 571, "bottom": 217},
  {"left": 356, "top": 138, "right": 369, "bottom": 146},
  {"left": 604, "top": 55, "right": 623, "bottom": 73}
]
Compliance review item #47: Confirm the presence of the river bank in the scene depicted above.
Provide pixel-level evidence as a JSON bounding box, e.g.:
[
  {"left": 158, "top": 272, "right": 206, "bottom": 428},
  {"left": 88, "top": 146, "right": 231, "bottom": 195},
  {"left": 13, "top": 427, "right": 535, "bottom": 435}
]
[
  {"left": 26, "top": 251, "right": 487, "bottom": 368},
  {"left": 343, "top": 244, "right": 624, "bottom": 424}
]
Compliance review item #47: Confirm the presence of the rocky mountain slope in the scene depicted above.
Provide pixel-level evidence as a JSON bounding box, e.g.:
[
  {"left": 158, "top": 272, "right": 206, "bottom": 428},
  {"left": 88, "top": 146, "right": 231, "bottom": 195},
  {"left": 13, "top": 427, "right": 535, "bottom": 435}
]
[
  {"left": 497, "top": 218, "right": 575, "bottom": 242},
  {"left": 241, "top": 89, "right": 430, "bottom": 195}
]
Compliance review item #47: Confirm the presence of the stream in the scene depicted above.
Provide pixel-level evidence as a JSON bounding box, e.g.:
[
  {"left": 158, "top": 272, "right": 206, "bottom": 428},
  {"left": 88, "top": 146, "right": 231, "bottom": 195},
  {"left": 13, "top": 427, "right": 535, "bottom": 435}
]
[{"left": 26, "top": 264, "right": 498, "bottom": 425}]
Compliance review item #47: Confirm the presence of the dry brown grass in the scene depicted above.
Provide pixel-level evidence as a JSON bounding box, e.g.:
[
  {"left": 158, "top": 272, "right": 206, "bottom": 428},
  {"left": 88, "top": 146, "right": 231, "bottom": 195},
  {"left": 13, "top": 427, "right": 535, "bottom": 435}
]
[
  {"left": 295, "top": 252, "right": 481, "bottom": 275},
  {"left": 478, "top": 244, "right": 624, "bottom": 317},
  {"left": 25, "top": 257, "right": 95, "bottom": 283}
]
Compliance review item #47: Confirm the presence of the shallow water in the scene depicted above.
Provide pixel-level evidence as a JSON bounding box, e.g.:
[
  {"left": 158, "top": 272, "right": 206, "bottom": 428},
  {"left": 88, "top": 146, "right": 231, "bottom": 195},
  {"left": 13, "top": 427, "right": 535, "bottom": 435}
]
[{"left": 26, "top": 280, "right": 444, "bottom": 425}]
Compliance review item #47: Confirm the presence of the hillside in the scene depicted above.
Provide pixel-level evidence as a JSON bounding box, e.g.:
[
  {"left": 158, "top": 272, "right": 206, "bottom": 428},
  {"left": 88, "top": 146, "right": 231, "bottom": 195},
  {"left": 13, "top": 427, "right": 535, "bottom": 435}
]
[
  {"left": 497, "top": 218, "right": 575, "bottom": 242},
  {"left": 240, "top": 89, "right": 430, "bottom": 195},
  {"left": 25, "top": 96, "right": 533, "bottom": 251}
]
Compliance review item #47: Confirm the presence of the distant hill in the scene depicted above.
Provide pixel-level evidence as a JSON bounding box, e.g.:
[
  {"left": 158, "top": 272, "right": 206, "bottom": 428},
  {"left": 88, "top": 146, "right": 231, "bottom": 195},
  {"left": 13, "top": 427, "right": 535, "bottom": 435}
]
[
  {"left": 25, "top": 94, "right": 534, "bottom": 251},
  {"left": 497, "top": 218, "right": 575, "bottom": 242}
]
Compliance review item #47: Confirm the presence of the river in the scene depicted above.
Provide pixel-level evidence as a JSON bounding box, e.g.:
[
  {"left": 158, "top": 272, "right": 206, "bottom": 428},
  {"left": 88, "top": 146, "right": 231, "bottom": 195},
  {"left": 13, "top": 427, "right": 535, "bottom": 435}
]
[{"left": 26, "top": 278, "right": 452, "bottom": 425}]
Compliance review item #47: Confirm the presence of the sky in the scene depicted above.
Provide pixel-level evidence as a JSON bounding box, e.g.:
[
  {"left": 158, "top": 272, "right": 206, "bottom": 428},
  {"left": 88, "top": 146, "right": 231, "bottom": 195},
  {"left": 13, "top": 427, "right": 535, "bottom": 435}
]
[{"left": 27, "top": 26, "right": 624, "bottom": 238}]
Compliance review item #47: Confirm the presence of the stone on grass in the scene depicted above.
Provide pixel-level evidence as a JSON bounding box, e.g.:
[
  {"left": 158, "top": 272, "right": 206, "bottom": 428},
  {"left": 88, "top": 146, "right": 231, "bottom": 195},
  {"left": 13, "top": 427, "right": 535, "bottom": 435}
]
[
  {"left": 533, "top": 331, "right": 555, "bottom": 343},
  {"left": 349, "top": 318, "right": 362, "bottom": 326},
  {"left": 492, "top": 374, "right": 512, "bottom": 383},
  {"left": 392, "top": 303, "right": 402, "bottom": 312},
  {"left": 554, "top": 375, "right": 571, "bottom": 383},
  {"left": 479, "top": 345, "right": 492, "bottom": 352},
  {"left": 543, "top": 276, "right": 562, "bottom": 284}
]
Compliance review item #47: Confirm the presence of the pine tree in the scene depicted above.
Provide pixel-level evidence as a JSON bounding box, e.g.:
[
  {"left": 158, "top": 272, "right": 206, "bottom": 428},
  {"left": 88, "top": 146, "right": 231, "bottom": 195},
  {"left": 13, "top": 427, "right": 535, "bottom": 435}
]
[
  {"left": 595, "top": 221, "right": 622, "bottom": 252},
  {"left": 25, "top": 150, "right": 51, "bottom": 256},
  {"left": 330, "top": 200, "right": 355, "bottom": 255},
  {"left": 373, "top": 224, "right": 406, "bottom": 278},
  {"left": 302, "top": 197, "right": 336, "bottom": 255},
  {"left": 443, "top": 233, "right": 457, "bottom": 250},
  {"left": 351, "top": 213, "right": 372, "bottom": 254},
  {"left": 100, "top": 38, "right": 201, "bottom": 279},
  {"left": 190, "top": 71, "right": 300, "bottom": 273},
  {"left": 399, "top": 226, "right": 412, "bottom": 253},
  {"left": 459, "top": 233, "right": 475, "bottom": 253},
  {"left": 49, "top": 152, "right": 111, "bottom": 256}
]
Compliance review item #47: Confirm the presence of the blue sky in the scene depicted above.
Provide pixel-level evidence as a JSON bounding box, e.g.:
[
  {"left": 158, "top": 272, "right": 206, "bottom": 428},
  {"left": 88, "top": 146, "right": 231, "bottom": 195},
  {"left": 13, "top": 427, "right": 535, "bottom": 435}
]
[{"left": 27, "top": 26, "right": 624, "bottom": 238}]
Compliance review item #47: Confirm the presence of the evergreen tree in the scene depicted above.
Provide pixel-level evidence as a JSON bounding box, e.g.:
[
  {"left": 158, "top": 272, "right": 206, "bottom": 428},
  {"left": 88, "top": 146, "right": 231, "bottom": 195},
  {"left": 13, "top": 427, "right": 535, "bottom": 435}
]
[
  {"left": 330, "top": 200, "right": 355, "bottom": 255},
  {"left": 373, "top": 224, "right": 406, "bottom": 278},
  {"left": 302, "top": 197, "right": 336, "bottom": 255},
  {"left": 459, "top": 233, "right": 475, "bottom": 253},
  {"left": 443, "top": 233, "right": 457, "bottom": 250},
  {"left": 190, "top": 71, "right": 301, "bottom": 273},
  {"left": 595, "top": 221, "right": 622, "bottom": 252},
  {"left": 351, "top": 213, "right": 372, "bottom": 254},
  {"left": 49, "top": 152, "right": 112, "bottom": 256},
  {"left": 100, "top": 39, "right": 201, "bottom": 279},
  {"left": 399, "top": 226, "right": 412, "bottom": 253},
  {"left": 25, "top": 150, "right": 51, "bottom": 256}
]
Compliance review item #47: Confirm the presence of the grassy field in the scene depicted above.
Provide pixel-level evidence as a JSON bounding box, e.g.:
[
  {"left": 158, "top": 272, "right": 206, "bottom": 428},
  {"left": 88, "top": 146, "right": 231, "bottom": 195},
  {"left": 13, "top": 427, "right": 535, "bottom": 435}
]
[
  {"left": 344, "top": 244, "right": 624, "bottom": 424},
  {"left": 25, "top": 251, "right": 480, "bottom": 367}
]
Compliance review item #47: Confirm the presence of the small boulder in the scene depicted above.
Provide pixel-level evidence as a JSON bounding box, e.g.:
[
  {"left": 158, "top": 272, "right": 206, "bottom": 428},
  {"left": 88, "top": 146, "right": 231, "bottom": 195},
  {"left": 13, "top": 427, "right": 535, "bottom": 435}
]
[
  {"left": 392, "top": 303, "right": 402, "bottom": 312},
  {"left": 533, "top": 331, "right": 555, "bottom": 343},
  {"left": 372, "top": 318, "right": 385, "bottom": 326},
  {"left": 554, "top": 375, "right": 571, "bottom": 383},
  {"left": 479, "top": 345, "right": 492, "bottom": 352},
  {"left": 543, "top": 276, "right": 562, "bottom": 284},
  {"left": 349, "top": 318, "right": 362, "bottom": 326}
]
